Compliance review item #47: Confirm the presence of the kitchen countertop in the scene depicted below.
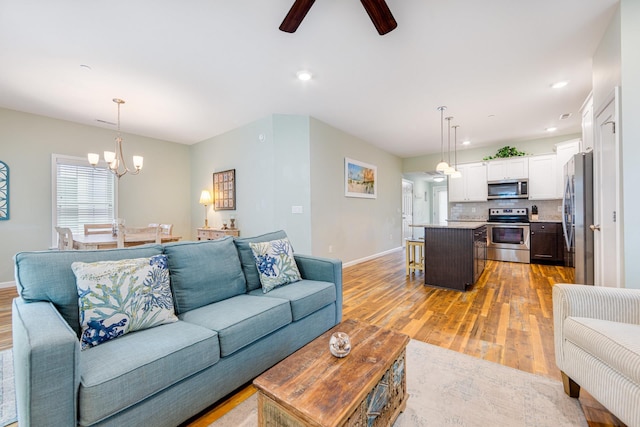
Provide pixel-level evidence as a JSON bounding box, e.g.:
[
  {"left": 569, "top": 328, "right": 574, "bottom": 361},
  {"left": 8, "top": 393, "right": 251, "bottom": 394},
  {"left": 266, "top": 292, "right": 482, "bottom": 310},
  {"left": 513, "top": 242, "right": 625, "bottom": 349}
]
[{"left": 412, "top": 222, "right": 487, "bottom": 229}]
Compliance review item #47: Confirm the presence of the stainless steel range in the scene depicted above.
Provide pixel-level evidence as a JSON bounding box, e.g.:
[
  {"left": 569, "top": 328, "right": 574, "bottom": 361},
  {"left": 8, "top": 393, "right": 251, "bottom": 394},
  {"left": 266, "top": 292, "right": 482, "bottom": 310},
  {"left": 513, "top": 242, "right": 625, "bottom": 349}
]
[{"left": 486, "top": 208, "right": 530, "bottom": 263}]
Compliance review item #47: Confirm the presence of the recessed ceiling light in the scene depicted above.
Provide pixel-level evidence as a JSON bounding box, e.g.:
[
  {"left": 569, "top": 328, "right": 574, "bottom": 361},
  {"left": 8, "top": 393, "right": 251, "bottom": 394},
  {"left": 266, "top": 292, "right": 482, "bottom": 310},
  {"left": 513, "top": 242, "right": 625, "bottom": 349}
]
[
  {"left": 546, "top": 127, "right": 557, "bottom": 132},
  {"left": 559, "top": 113, "right": 572, "bottom": 120},
  {"left": 433, "top": 176, "right": 445, "bottom": 183},
  {"left": 462, "top": 140, "right": 471, "bottom": 146},
  {"left": 551, "top": 81, "right": 569, "bottom": 89},
  {"left": 296, "top": 70, "right": 312, "bottom": 81}
]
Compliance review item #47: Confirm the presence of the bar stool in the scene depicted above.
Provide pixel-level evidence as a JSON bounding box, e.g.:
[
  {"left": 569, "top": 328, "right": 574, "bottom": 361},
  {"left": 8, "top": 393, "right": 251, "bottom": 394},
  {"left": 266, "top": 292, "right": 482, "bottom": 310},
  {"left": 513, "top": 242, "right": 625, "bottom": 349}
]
[{"left": 406, "top": 239, "right": 425, "bottom": 276}]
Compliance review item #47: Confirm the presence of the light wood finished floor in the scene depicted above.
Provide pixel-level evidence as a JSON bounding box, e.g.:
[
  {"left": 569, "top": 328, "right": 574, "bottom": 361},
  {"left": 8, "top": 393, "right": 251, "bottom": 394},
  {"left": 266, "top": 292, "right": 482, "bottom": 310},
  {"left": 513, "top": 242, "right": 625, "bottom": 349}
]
[{"left": 0, "top": 250, "right": 624, "bottom": 426}]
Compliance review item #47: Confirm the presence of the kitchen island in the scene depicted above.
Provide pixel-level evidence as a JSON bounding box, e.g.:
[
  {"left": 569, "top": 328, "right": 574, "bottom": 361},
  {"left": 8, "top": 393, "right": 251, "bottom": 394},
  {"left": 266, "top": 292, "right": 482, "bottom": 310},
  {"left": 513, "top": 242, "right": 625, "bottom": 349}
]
[{"left": 413, "top": 222, "right": 487, "bottom": 291}]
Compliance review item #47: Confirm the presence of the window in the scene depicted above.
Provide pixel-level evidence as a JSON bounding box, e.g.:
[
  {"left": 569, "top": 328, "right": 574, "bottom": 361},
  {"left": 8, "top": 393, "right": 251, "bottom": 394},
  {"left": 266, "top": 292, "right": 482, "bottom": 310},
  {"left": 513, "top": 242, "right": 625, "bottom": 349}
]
[{"left": 52, "top": 154, "right": 117, "bottom": 245}]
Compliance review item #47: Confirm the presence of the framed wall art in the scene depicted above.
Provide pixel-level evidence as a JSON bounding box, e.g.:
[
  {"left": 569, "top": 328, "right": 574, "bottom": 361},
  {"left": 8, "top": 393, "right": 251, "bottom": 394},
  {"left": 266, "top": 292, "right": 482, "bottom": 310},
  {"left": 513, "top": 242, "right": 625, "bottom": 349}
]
[
  {"left": 213, "top": 169, "right": 236, "bottom": 210},
  {"left": 345, "top": 157, "right": 377, "bottom": 199},
  {"left": 0, "top": 160, "right": 8, "bottom": 220}
]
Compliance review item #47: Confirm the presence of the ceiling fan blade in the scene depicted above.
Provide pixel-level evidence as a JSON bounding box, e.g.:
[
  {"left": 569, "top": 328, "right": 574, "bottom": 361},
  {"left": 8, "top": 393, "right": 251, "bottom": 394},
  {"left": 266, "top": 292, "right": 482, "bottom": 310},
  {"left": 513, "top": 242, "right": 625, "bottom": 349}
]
[
  {"left": 360, "top": 0, "right": 397, "bottom": 35},
  {"left": 280, "top": 0, "right": 316, "bottom": 33}
]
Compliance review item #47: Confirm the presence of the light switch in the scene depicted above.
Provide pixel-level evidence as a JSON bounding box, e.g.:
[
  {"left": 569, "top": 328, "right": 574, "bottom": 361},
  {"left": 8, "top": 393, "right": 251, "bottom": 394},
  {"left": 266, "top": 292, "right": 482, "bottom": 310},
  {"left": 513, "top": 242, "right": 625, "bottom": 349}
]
[{"left": 292, "top": 206, "right": 303, "bottom": 214}]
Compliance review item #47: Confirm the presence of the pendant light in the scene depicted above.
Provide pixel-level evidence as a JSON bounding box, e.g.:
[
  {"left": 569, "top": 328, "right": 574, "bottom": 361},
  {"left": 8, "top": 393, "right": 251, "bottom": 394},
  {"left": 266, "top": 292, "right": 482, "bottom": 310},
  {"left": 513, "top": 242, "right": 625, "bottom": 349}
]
[
  {"left": 451, "top": 125, "right": 462, "bottom": 179},
  {"left": 88, "top": 98, "right": 144, "bottom": 179},
  {"left": 444, "top": 116, "right": 456, "bottom": 175},
  {"left": 435, "top": 106, "right": 449, "bottom": 172}
]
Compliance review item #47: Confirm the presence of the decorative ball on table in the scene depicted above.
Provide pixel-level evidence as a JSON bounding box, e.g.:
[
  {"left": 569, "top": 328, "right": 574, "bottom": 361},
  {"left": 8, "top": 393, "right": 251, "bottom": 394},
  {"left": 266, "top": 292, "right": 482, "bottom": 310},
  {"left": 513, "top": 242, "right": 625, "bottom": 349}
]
[{"left": 329, "top": 332, "right": 351, "bottom": 358}]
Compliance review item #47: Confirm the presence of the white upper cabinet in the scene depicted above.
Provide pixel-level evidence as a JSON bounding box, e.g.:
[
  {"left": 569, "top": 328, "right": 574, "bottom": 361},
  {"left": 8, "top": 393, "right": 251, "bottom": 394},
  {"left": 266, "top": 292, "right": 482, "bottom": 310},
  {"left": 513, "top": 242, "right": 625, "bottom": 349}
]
[
  {"left": 528, "top": 154, "right": 557, "bottom": 200},
  {"left": 449, "top": 162, "right": 488, "bottom": 202},
  {"left": 486, "top": 158, "right": 529, "bottom": 181},
  {"left": 526, "top": 139, "right": 581, "bottom": 200},
  {"left": 581, "top": 93, "right": 594, "bottom": 153}
]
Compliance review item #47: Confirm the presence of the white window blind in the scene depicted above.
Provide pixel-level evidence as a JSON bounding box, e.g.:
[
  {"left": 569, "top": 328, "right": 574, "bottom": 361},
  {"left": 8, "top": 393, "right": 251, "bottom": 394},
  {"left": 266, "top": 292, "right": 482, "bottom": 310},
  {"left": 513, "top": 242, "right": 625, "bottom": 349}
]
[{"left": 53, "top": 155, "right": 116, "bottom": 240}]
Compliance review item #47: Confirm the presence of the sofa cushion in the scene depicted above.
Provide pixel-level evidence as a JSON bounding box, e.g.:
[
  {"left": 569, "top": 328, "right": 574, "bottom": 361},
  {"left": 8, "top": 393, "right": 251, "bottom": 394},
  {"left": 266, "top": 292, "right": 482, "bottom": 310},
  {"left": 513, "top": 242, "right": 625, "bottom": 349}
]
[
  {"left": 234, "top": 230, "right": 288, "bottom": 291},
  {"left": 163, "top": 237, "right": 246, "bottom": 314},
  {"left": 250, "top": 237, "right": 301, "bottom": 293},
  {"left": 249, "top": 279, "right": 336, "bottom": 321},
  {"left": 564, "top": 316, "right": 640, "bottom": 385},
  {"left": 14, "top": 245, "right": 164, "bottom": 335},
  {"left": 72, "top": 255, "right": 178, "bottom": 350},
  {"left": 78, "top": 320, "right": 219, "bottom": 426},
  {"left": 179, "top": 294, "right": 292, "bottom": 357}
]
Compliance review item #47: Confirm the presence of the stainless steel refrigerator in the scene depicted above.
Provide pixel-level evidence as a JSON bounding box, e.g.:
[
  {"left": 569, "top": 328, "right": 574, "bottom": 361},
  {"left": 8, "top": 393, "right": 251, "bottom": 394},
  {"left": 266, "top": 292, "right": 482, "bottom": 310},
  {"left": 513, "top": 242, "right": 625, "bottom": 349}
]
[{"left": 562, "top": 152, "right": 594, "bottom": 285}]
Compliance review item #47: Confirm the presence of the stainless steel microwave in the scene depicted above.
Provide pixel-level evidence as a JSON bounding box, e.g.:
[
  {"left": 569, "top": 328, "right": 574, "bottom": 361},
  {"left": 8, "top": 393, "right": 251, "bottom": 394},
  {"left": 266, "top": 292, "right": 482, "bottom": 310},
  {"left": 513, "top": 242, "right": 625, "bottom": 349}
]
[{"left": 487, "top": 179, "right": 528, "bottom": 200}]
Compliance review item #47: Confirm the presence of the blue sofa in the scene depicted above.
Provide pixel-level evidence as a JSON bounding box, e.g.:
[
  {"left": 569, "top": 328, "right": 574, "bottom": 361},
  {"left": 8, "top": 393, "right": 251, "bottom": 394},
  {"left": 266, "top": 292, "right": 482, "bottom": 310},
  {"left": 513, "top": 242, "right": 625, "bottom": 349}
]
[{"left": 12, "top": 231, "right": 342, "bottom": 426}]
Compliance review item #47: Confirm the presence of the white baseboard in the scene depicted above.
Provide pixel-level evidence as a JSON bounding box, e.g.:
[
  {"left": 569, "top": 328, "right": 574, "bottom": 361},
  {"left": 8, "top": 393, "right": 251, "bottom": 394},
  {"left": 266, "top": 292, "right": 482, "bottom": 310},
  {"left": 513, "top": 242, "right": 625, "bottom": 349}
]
[
  {"left": 342, "top": 246, "right": 403, "bottom": 268},
  {"left": 0, "top": 281, "right": 15, "bottom": 290}
]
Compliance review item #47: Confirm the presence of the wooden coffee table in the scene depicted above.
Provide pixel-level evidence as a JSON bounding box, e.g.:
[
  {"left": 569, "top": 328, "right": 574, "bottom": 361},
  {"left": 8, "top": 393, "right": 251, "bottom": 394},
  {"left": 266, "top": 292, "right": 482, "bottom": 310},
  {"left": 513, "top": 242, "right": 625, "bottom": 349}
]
[{"left": 253, "top": 319, "right": 410, "bottom": 426}]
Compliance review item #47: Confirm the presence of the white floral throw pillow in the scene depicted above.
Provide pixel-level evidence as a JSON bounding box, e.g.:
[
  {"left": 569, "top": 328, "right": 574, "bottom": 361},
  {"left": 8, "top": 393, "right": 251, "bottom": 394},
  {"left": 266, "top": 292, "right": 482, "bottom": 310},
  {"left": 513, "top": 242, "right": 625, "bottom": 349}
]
[
  {"left": 72, "top": 255, "right": 178, "bottom": 350},
  {"left": 249, "top": 238, "right": 302, "bottom": 293}
]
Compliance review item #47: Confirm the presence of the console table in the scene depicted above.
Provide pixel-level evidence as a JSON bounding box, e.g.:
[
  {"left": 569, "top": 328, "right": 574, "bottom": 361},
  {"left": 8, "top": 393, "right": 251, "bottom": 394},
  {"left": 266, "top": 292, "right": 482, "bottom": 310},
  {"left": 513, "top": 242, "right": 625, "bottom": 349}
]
[{"left": 196, "top": 228, "right": 240, "bottom": 240}]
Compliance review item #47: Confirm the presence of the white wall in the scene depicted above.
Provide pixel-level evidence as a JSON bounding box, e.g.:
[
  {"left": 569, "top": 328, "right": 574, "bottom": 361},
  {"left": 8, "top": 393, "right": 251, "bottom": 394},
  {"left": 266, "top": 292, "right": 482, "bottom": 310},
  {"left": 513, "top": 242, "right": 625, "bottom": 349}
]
[
  {"left": 0, "top": 108, "right": 191, "bottom": 283},
  {"left": 592, "top": 6, "right": 621, "bottom": 113},
  {"left": 620, "top": 0, "right": 640, "bottom": 288},
  {"left": 309, "top": 118, "right": 403, "bottom": 263}
]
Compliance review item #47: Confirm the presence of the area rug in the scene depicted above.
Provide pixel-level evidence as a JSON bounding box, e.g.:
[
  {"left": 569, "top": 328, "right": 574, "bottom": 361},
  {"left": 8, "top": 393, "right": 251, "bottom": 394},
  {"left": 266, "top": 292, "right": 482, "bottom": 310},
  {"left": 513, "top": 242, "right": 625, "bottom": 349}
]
[
  {"left": 0, "top": 350, "right": 16, "bottom": 427},
  {"left": 211, "top": 340, "right": 587, "bottom": 427}
]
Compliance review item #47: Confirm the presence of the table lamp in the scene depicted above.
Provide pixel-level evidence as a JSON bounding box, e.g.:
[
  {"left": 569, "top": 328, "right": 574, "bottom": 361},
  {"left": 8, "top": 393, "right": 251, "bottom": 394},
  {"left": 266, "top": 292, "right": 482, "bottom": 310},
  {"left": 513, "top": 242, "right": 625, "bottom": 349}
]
[{"left": 199, "top": 190, "right": 212, "bottom": 228}]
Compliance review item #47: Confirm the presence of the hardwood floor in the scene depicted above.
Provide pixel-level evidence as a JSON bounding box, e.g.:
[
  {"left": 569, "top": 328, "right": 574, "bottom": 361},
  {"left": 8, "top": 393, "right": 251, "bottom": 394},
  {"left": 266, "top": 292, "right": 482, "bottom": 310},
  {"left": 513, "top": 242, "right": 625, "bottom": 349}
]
[{"left": 0, "top": 250, "right": 625, "bottom": 426}]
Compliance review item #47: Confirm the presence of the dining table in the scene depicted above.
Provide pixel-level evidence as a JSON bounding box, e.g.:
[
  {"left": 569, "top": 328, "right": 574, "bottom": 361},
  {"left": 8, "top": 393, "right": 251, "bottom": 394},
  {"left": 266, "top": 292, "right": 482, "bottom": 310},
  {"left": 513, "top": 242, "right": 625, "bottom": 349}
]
[{"left": 72, "top": 233, "right": 182, "bottom": 250}]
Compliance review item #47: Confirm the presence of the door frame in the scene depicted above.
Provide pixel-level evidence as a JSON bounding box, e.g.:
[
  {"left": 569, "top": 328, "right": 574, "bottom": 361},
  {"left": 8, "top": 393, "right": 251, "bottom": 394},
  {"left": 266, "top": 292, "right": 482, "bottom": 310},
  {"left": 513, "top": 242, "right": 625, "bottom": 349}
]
[
  {"left": 593, "top": 86, "right": 624, "bottom": 287},
  {"left": 433, "top": 186, "right": 448, "bottom": 225},
  {"left": 402, "top": 179, "right": 414, "bottom": 242}
]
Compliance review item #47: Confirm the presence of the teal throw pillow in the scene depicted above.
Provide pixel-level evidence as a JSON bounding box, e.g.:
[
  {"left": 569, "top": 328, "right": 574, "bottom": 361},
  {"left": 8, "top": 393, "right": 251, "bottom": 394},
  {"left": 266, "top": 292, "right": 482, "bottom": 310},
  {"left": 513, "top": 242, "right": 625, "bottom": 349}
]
[
  {"left": 249, "top": 238, "right": 302, "bottom": 293},
  {"left": 72, "top": 255, "right": 178, "bottom": 350}
]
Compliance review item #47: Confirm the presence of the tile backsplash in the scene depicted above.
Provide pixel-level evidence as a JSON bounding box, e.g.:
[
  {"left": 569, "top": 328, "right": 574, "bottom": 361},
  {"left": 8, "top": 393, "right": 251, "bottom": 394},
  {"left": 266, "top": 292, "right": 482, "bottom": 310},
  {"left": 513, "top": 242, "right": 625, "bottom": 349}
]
[{"left": 449, "top": 199, "right": 562, "bottom": 221}]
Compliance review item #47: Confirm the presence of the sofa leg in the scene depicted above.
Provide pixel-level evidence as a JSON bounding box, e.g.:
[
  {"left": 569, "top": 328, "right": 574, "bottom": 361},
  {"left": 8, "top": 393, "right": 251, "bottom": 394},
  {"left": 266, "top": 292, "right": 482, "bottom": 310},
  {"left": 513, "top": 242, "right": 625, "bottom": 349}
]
[{"left": 561, "top": 371, "right": 580, "bottom": 398}]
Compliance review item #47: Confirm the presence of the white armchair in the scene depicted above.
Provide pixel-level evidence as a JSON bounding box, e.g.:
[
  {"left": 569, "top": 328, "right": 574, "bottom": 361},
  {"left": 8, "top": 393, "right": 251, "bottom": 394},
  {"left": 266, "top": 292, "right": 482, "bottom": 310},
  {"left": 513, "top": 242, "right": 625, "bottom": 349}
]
[{"left": 553, "top": 284, "right": 640, "bottom": 427}]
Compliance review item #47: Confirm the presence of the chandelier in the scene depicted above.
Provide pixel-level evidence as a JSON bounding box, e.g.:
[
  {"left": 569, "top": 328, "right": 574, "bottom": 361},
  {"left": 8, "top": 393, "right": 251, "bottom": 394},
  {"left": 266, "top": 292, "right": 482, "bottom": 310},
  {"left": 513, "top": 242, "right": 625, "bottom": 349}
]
[{"left": 88, "top": 98, "right": 143, "bottom": 179}]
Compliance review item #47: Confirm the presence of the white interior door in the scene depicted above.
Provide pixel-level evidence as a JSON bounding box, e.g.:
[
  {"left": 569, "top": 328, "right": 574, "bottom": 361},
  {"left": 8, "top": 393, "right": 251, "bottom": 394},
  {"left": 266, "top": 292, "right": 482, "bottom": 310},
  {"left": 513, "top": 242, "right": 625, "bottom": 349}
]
[
  {"left": 433, "top": 187, "right": 448, "bottom": 225},
  {"left": 402, "top": 180, "right": 414, "bottom": 242},
  {"left": 594, "top": 88, "right": 623, "bottom": 287}
]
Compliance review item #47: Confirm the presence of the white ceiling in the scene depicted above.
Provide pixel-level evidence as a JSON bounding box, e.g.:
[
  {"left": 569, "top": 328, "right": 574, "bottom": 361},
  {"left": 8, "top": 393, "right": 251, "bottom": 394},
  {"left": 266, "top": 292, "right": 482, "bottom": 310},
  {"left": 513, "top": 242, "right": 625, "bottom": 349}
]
[{"left": 0, "top": 0, "right": 618, "bottom": 158}]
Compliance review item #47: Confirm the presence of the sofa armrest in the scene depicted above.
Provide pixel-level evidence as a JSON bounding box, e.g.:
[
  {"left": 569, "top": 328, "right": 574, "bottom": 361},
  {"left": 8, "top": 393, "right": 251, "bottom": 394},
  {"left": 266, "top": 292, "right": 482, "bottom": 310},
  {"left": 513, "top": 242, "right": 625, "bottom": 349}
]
[
  {"left": 12, "top": 298, "right": 80, "bottom": 427},
  {"left": 553, "top": 284, "right": 640, "bottom": 369},
  {"left": 294, "top": 254, "right": 343, "bottom": 323}
]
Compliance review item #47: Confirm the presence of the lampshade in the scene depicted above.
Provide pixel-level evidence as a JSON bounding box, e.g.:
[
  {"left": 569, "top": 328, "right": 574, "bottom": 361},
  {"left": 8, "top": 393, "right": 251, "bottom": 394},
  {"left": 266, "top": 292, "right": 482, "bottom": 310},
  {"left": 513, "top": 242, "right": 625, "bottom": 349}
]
[
  {"left": 88, "top": 153, "right": 100, "bottom": 166},
  {"left": 436, "top": 160, "right": 449, "bottom": 172},
  {"left": 199, "top": 190, "right": 212, "bottom": 205}
]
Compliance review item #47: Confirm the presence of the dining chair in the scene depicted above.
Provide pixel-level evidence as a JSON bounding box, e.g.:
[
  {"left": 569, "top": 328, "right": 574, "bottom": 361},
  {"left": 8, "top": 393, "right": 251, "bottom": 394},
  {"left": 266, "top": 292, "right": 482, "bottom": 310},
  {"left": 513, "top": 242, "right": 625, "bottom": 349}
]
[
  {"left": 117, "top": 225, "right": 161, "bottom": 248},
  {"left": 84, "top": 223, "right": 113, "bottom": 235},
  {"left": 149, "top": 223, "right": 173, "bottom": 235},
  {"left": 55, "top": 227, "right": 74, "bottom": 250}
]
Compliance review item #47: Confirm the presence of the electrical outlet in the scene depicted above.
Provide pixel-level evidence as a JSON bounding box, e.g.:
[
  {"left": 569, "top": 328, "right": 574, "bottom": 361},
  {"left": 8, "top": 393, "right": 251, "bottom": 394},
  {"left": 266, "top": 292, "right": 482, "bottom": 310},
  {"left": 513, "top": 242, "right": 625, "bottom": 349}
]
[
  {"left": 389, "top": 234, "right": 393, "bottom": 240},
  {"left": 471, "top": 207, "right": 476, "bottom": 213},
  {"left": 328, "top": 245, "right": 333, "bottom": 253},
  {"left": 557, "top": 205, "right": 562, "bottom": 212},
  {"left": 291, "top": 205, "right": 303, "bottom": 214}
]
